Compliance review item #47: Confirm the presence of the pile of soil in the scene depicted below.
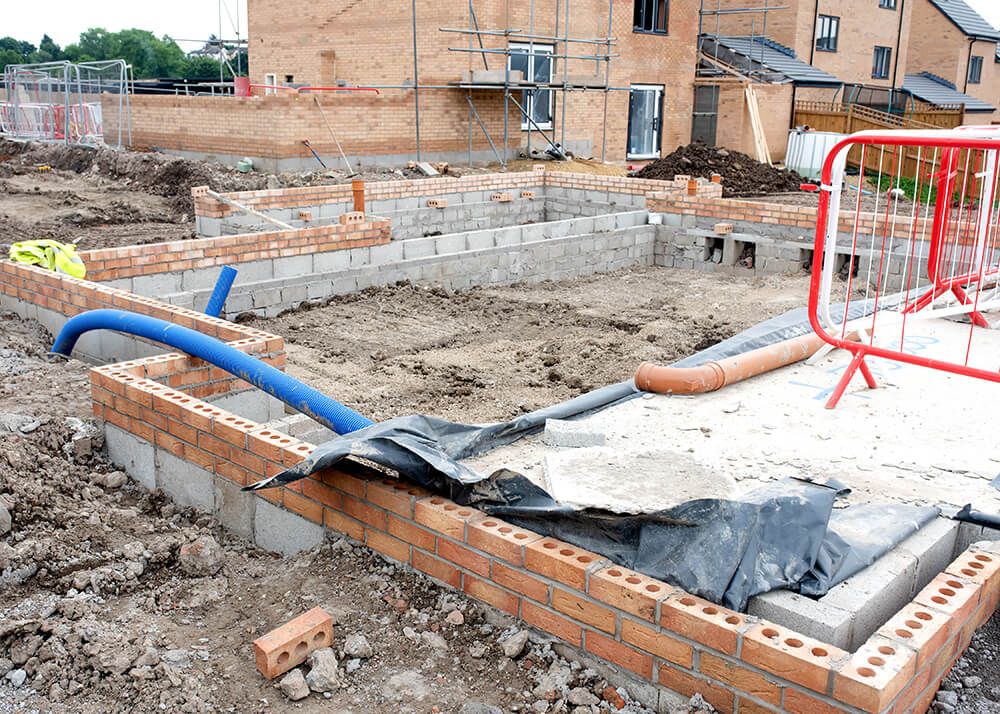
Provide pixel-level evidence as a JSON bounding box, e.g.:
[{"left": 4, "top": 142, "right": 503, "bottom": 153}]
[{"left": 631, "top": 142, "right": 804, "bottom": 198}]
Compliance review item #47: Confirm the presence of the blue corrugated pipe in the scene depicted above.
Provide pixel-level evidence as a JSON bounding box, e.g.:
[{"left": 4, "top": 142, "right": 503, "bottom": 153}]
[
  {"left": 205, "top": 266, "right": 238, "bottom": 317},
  {"left": 52, "top": 309, "right": 374, "bottom": 435}
]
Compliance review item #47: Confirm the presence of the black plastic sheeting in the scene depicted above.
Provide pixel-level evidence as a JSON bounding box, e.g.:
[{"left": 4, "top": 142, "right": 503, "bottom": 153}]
[{"left": 246, "top": 301, "right": 939, "bottom": 611}]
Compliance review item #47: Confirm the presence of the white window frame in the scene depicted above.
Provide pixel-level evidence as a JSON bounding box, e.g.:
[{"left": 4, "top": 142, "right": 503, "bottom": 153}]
[
  {"left": 969, "top": 55, "right": 983, "bottom": 84},
  {"left": 509, "top": 43, "right": 554, "bottom": 131},
  {"left": 264, "top": 73, "right": 277, "bottom": 95}
]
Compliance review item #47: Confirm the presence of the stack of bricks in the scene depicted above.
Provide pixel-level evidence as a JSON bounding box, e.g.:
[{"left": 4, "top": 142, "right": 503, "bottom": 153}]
[{"left": 79, "top": 220, "right": 391, "bottom": 283}]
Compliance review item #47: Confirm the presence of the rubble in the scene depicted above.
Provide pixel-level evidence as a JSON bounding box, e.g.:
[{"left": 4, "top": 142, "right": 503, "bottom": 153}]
[
  {"left": 304, "top": 647, "right": 339, "bottom": 692},
  {"left": 177, "top": 535, "right": 225, "bottom": 577},
  {"left": 278, "top": 668, "right": 310, "bottom": 701}
]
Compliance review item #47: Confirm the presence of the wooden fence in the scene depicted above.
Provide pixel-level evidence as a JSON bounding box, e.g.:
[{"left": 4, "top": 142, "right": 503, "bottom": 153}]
[{"left": 793, "top": 101, "right": 965, "bottom": 133}]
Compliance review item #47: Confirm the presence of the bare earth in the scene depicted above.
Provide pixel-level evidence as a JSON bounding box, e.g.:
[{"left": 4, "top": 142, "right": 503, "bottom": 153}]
[{"left": 251, "top": 267, "right": 812, "bottom": 424}]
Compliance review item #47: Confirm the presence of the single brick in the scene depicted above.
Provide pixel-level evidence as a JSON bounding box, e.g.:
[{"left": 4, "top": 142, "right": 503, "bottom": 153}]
[
  {"left": 521, "top": 600, "right": 583, "bottom": 647},
  {"left": 946, "top": 548, "right": 1000, "bottom": 595},
  {"left": 426, "top": 198, "right": 448, "bottom": 208},
  {"left": 589, "top": 566, "right": 672, "bottom": 622},
  {"left": 387, "top": 515, "right": 437, "bottom": 552},
  {"left": 366, "top": 529, "right": 410, "bottom": 564},
  {"left": 876, "top": 603, "right": 950, "bottom": 670},
  {"left": 339, "top": 211, "right": 365, "bottom": 225},
  {"left": 520, "top": 190, "right": 536, "bottom": 199},
  {"left": 552, "top": 588, "right": 616, "bottom": 633},
  {"left": 832, "top": 635, "right": 918, "bottom": 713},
  {"left": 466, "top": 517, "right": 542, "bottom": 565},
  {"left": 492, "top": 561, "right": 549, "bottom": 602},
  {"left": 414, "top": 497, "right": 482, "bottom": 540},
  {"left": 699, "top": 652, "right": 781, "bottom": 706},
  {"left": 438, "top": 538, "right": 490, "bottom": 577},
  {"left": 525, "top": 538, "right": 603, "bottom": 590},
  {"left": 741, "top": 623, "right": 844, "bottom": 695},
  {"left": 366, "top": 479, "right": 425, "bottom": 517},
  {"left": 412, "top": 549, "right": 461, "bottom": 589},
  {"left": 714, "top": 222, "right": 734, "bottom": 235},
  {"left": 657, "top": 663, "right": 735, "bottom": 714},
  {"left": 914, "top": 574, "right": 981, "bottom": 623},
  {"left": 620, "top": 619, "right": 692, "bottom": 668},
  {"left": 661, "top": 592, "right": 746, "bottom": 655},
  {"left": 585, "top": 631, "right": 653, "bottom": 678},
  {"left": 464, "top": 575, "right": 519, "bottom": 615},
  {"left": 782, "top": 688, "right": 852, "bottom": 714},
  {"left": 252, "top": 606, "right": 333, "bottom": 680}
]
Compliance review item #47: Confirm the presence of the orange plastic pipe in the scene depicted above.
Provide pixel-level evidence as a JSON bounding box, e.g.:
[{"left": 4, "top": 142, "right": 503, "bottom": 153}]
[{"left": 635, "top": 332, "right": 835, "bottom": 395}]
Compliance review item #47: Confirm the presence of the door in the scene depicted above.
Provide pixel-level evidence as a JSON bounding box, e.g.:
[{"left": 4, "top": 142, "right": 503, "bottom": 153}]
[
  {"left": 628, "top": 85, "right": 663, "bottom": 159},
  {"left": 691, "top": 85, "right": 719, "bottom": 146}
]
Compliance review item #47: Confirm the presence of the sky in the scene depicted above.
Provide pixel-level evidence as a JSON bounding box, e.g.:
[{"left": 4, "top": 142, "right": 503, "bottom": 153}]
[
  {"left": 3, "top": 0, "right": 249, "bottom": 52},
  {"left": 3, "top": 0, "right": 1000, "bottom": 52}
]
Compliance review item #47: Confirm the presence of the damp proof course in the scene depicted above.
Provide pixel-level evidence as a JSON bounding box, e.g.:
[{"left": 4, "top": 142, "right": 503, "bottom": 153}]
[{"left": 0, "top": 168, "right": 996, "bottom": 714}]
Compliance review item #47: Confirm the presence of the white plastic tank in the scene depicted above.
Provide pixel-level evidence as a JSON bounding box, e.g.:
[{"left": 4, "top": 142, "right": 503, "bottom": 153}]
[{"left": 785, "top": 129, "right": 845, "bottom": 181}]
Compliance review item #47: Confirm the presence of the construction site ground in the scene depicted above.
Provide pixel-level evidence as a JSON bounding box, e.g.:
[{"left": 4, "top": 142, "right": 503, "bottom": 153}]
[{"left": 0, "top": 140, "right": 997, "bottom": 713}]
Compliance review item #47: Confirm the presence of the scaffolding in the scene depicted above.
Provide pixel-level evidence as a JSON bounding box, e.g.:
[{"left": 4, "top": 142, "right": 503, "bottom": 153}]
[{"left": 696, "top": 1, "right": 789, "bottom": 82}]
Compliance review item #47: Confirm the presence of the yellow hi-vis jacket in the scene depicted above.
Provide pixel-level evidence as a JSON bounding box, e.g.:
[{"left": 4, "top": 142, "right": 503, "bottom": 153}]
[{"left": 9, "top": 240, "right": 86, "bottom": 279}]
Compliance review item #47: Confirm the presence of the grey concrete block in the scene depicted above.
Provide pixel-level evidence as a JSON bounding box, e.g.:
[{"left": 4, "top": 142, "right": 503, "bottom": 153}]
[
  {"left": 349, "top": 247, "right": 371, "bottom": 268},
  {"left": 314, "top": 249, "right": 352, "bottom": 273},
  {"left": 254, "top": 499, "right": 326, "bottom": 556},
  {"left": 273, "top": 254, "right": 314, "bottom": 277},
  {"left": 748, "top": 589, "right": 855, "bottom": 651},
  {"left": 897, "top": 517, "right": 960, "bottom": 592},
  {"left": 436, "top": 233, "right": 467, "bottom": 255},
  {"left": 214, "top": 476, "right": 255, "bottom": 540},
  {"left": 207, "top": 389, "right": 274, "bottom": 423},
  {"left": 155, "top": 448, "right": 215, "bottom": 512},
  {"left": 403, "top": 238, "right": 435, "bottom": 259},
  {"left": 820, "top": 549, "right": 919, "bottom": 650},
  {"left": 369, "top": 241, "right": 405, "bottom": 265},
  {"left": 104, "top": 423, "right": 156, "bottom": 489},
  {"left": 131, "top": 272, "right": 182, "bottom": 296}
]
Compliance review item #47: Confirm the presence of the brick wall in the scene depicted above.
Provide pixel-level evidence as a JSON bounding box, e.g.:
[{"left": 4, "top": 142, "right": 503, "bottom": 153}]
[
  {"left": 244, "top": 0, "right": 700, "bottom": 161},
  {"left": 712, "top": 82, "right": 793, "bottom": 162},
  {"left": 906, "top": 0, "right": 1000, "bottom": 123}
]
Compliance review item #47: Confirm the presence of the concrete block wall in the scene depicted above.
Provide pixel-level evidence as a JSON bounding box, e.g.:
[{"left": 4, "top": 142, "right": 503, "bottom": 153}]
[{"left": 157, "top": 211, "right": 653, "bottom": 318}]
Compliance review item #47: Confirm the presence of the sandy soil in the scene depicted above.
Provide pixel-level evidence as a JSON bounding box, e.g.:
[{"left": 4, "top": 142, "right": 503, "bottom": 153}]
[{"left": 250, "top": 267, "right": 813, "bottom": 424}]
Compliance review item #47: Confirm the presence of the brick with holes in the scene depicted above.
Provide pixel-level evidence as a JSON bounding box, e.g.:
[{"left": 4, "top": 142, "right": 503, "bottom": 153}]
[{"left": 253, "top": 606, "right": 333, "bottom": 679}]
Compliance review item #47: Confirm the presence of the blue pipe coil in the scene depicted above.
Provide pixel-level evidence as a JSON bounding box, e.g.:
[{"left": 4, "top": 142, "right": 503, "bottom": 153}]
[
  {"left": 52, "top": 309, "right": 374, "bottom": 435},
  {"left": 205, "top": 265, "right": 238, "bottom": 317}
]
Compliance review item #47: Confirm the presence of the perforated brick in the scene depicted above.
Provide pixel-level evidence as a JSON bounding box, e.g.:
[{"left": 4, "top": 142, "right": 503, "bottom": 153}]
[{"left": 253, "top": 606, "right": 333, "bottom": 680}]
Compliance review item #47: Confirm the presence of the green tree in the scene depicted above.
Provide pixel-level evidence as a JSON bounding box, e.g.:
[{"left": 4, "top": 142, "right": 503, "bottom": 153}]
[
  {"left": 64, "top": 28, "right": 187, "bottom": 78},
  {"left": 0, "top": 37, "right": 37, "bottom": 70},
  {"left": 30, "top": 34, "right": 62, "bottom": 63}
]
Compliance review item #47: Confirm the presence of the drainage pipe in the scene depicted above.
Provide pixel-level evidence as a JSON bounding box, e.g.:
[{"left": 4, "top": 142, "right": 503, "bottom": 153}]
[
  {"left": 635, "top": 331, "right": 834, "bottom": 395},
  {"left": 52, "top": 309, "right": 374, "bottom": 435},
  {"left": 205, "top": 266, "right": 238, "bottom": 318}
]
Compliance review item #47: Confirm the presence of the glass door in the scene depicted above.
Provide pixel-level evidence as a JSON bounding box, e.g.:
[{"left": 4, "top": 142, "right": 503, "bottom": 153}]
[{"left": 628, "top": 85, "right": 663, "bottom": 159}]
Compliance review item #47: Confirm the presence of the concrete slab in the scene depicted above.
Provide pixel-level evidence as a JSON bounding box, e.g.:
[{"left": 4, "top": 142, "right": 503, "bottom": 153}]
[
  {"left": 155, "top": 449, "right": 215, "bottom": 513},
  {"left": 104, "top": 424, "right": 156, "bottom": 489}
]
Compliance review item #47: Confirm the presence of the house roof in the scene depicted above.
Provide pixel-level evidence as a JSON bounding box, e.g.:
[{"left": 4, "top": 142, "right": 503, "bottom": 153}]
[
  {"left": 903, "top": 72, "right": 996, "bottom": 111},
  {"left": 707, "top": 36, "right": 843, "bottom": 86},
  {"left": 927, "top": 0, "right": 1000, "bottom": 41}
]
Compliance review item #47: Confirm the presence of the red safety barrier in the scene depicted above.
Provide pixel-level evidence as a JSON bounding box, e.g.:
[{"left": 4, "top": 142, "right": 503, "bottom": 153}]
[{"left": 808, "top": 128, "right": 1000, "bottom": 408}]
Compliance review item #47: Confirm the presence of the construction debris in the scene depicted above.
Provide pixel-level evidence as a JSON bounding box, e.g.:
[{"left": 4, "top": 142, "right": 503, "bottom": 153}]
[{"left": 630, "top": 142, "right": 804, "bottom": 197}]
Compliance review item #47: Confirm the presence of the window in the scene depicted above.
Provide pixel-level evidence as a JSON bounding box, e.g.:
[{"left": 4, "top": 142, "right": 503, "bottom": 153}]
[
  {"left": 969, "top": 55, "right": 983, "bottom": 84},
  {"left": 508, "top": 44, "right": 553, "bottom": 130},
  {"left": 634, "top": 0, "right": 668, "bottom": 34},
  {"left": 284, "top": 74, "right": 294, "bottom": 84},
  {"left": 872, "top": 46, "right": 892, "bottom": 79},
  {"left": 264, "top": 73, "right": 277, "bottom": 95},
  {"left": 815, "top": 15, "right": 840, "bottom": 52},
  {"left": 879, "top": 0, "right": 897, "bottom": 8}
]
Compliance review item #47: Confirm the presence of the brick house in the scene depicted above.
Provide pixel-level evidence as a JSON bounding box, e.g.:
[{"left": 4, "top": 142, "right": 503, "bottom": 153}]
[
  {"left": 903, "top": 0, "right": 1000, "bottom": 121},
  {"left": 245, "top": 0, "right": 702, "bottom": 163}
]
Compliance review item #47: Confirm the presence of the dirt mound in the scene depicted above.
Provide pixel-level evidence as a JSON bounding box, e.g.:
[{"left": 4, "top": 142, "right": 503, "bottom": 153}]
[{"left": 631, "top": 142, "right": 805, "bottom": 197}]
